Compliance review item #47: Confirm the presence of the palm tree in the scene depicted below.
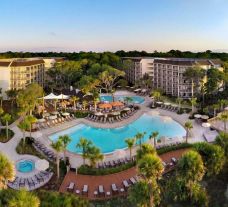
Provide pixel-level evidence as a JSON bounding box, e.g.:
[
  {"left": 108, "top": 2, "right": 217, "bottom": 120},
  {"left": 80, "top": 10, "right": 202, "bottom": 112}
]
[
  {"left": 18, "top": 120, "right": 30, "bottom": 148},
  {"left": 149, "top": 131, "right": 159, "bottom": 148},
  {"left": 125, "top": 138, "right": 135, "bottom": 160},
  {"left": 70, "top": 96, "right": 79, "bottom": 109},
  {"left": 2, "top": 113, "right": 11, "bottom": 139},
  {"left": 51, "top": 139, "right": 63, "bottom": 179},
  {"left": 59, "top": 135, "right": 71, "bottom": 162},
  {"left": 215, "top": 132, "right": 228, "bottom": 158},
  {"left": 184, "top": 121, "right": 193, "bottom": 143},
  {"left": 124, "top": 96, "right": 133, "bottom": 105},
  {"left": 176, "top": 97, "right": 183, "bottom": 112},
  {"left": 87, "top": 146, "right": 104, "bottom": 168},
  {"left": 53, "top": 99, "right": 58, "bottom": 111},
  {"left": 137, "top": 154, "right": 164, "bottom": 206},
  {"left": 190, "top": 97, "right": 197, "bottom": 113},
  {"left": 25, "top": 115, "right": 37, "bottom": 138},
  {"left": 76, "top": 137, "right": 92, "bottom": 165},
  {"left": 136, "top": 143, "right": 156, "bottom": 161},
  {"left": 82, "top": 100, "right": 88, "bottom": 110},
  {"left": 135, "top": 132, "right": 146, "bottom": 151},
  {"left": 8, "top": 189, "right": 40, "bottom": 207},
  {"left": 0, "top": 153, "right": 15, "bottom": 189},
  {"left": 151, "top": 90, "right": 161, "bottom": 102},
  {"left": 219, "top": 111, "right": 228, "bottom": 132},
  {"left": 0, "top": 107, "right": 4, "bottom": 134},
  {"left": 92, "top": 90, "right": 100, "bottom": 112}
]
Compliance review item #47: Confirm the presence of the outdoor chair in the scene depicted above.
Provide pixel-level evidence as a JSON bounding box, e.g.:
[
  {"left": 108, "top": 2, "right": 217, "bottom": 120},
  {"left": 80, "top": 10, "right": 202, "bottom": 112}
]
[
  {"left": 82, "top": 185, "right": 88, "bottom": 196},
  {"left": 111, "top": 184, "right": 118, "bottom": 194},
  {"left": 123, "top": 180, "right": 130, "bottom": 189},
  {"left": 130, "top": 177, "right": 137, "bottom": 185},
  {"left": 67, "top": 182, "right": 75, "bottom": 192},
  {"left": 98, "top": 185, "right": 105, "bottom": 196}
]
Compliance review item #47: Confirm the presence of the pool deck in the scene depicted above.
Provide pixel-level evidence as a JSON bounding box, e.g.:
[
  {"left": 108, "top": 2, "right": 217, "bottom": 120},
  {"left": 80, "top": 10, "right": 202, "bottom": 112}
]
[
  {"left": 0, "top": 91, "right": 217, "bottom": 169},
  {"left": 59, "top": 148, "right": 188, "bottom": 200}
]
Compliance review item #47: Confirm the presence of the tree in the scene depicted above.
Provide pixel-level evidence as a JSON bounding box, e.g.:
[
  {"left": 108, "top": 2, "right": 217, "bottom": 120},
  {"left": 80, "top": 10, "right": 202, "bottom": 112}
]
[
  {"left": 124, "top": 96, "right": 133, "bottom": 105},
  {"left": 59, "top": 135, "right": 71, "bottom": 163},
  {"left": 151, "top": 90, "right": 161, "bottom": 102},
  {"left": 5, "top": 89, "right": 18, "bottom": 107},
  {"left": 149, "top": 131, "right": 159, "bottom": 148},
  {"left": 92, "top": 90, "right": 100, "bottom": 112},
  {"left": 125, "top": 138, "right": 135, "bottom": 160},
  {"left": 25, "top": 115, "right": 37, "bottom": 138},
  {"left": 215, "top": 132, "right": 228, "bottom": 158},
  {"left": 98, "top": 67, "right": 125, "bottom": 93},
  {"left": 87, "top": 146, "right": 104, "bottom": 168},
  {"left": 183, "top": 66, "right": 205, "bottom": 97},
  {"left": 135, "top": 132, "right": 146, "bottom": 151},
  {"left": 137, "top": 154, "right": 164, "bottom": 206},
  {"left": 76, "top": 137, "right": 92, "bottom": 165},
  {"left": 194, "top": 142, "right": 225, "bottom": 176},
  {"left": 176, "top": 97, "right": 183, "bottom": 112},
  {"left": 136, "top": 143, "right": 156, "bottom": 161},
  {"left": 219, "top": 111, "right": 228, "bottom": 132},
  {"left": 128, "top": 180, "right": 150, "bottom": 207},
  {"left": 70, "top": 96, "right": 79, "bottom": 109},
  {"left": 2, "top": 113, "right": 11, "bottom": 139},
  {"left": 0, "top": 107, "right": 4, "bottom": 134},
  {"left": 0, "top": 153, "right": 15, "bottom": 189},
  {"left": 18, "top": 120, "right": 30, "bottom": 148},
  {"left": 184, "top": 121, "right": 193, "bottom": 143},
  {"left": 51, "top": 139, "right": 63, "bottom": 179},
  {"left": 190, "top": 97, "right": 197, "bottom": 113},
  {"left": 177, "top": 150, "right": 205, "bottom": 183},
  {"left": 7, "top": 189, "right": 40, "bottom": 207}
]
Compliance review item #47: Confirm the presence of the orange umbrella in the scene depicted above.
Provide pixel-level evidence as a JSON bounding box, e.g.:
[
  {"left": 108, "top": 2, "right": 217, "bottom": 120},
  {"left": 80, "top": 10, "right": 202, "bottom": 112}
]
[
  {"left": 111, "top": 101, "right": 124, "bottom": 107},
  {"left": 98, "top": 103, "right": 112, "bottom": 109}
]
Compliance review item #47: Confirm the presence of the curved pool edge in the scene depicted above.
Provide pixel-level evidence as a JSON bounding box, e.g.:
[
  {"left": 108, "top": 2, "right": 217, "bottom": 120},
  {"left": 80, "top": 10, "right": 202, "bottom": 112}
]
[{"left": 48, "top": 112, "right": 186, "bottom": 155}]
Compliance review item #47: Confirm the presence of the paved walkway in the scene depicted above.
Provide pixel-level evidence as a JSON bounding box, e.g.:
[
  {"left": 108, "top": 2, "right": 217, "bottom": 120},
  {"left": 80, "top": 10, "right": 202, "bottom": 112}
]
[{"left": 59, "top": 148, "right": 188, "bottom": 200}]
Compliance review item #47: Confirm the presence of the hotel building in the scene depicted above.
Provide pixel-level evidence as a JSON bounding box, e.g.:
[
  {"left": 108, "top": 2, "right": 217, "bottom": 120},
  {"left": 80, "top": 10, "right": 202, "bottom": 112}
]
[
  {"left": 0, "top": 57, "right": 64, "bottom": 99},
  {"left": 123, "top": 57, "right": 223, "bottom": 98}
]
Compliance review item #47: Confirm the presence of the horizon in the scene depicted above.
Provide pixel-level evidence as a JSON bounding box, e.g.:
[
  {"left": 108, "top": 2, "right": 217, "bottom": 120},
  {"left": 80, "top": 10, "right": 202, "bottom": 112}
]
[{"left": 1, "top": 0, "right": 228, "bottom": 52}]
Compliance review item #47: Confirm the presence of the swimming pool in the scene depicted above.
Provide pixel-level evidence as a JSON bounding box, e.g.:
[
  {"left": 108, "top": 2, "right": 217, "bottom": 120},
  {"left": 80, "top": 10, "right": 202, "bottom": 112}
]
[
  {"left": 100, "top": 95, "right": 145, "bottom": 104},
  {"left": 49, "top": 114, "right": 186, "bottom": 154},
  {"left": 16, "top": 160, "right": 35, "bottom": 173}
]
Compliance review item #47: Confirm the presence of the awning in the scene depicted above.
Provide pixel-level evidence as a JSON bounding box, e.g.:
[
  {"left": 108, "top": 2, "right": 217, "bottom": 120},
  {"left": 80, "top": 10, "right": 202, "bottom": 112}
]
[{"left": 56, "top": 94, "right": 69, "bottom": 99}]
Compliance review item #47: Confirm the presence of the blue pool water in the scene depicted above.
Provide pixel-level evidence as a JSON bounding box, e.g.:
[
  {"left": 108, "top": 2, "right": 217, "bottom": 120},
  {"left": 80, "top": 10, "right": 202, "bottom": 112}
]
[
  {"left": 16, "top": 160, "right": 35, "bottom": 173},
  {"left": 49, "top": 114, "right": 186, "bottom": 154},
  {"left": 100, "top": 95, "right": 145, "bottom": 104}
]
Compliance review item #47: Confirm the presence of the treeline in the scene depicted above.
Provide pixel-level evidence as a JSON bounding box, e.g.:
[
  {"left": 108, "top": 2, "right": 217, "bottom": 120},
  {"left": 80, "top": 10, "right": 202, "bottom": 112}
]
[{"left": 1, "top": 50, "right": 228, "bottom": 61}]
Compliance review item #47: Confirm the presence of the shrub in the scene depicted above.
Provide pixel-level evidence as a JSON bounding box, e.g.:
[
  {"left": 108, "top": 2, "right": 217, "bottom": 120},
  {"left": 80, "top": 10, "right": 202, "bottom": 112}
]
[
  {"left": 73, "top": 111, "right": 89, "bottom": 118},
  {"left": 78, "top": 161, "right": 135, "bottom": 175},
  {"left": 0, "top": 128, "right": 14, "bottom": 143},
  {"left": 157, "top": 143, "right": 192, "bottom": 155}
]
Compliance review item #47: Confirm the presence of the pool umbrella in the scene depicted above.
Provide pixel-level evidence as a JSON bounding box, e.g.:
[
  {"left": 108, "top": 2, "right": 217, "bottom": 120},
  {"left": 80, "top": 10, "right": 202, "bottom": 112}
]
[
  {"left": 202, "top": 122, "right": 211, "bottom": 128},
  {"left": 49, "top": 115, "right": 57, "bottom": 120},
  {"left": 201, "top": 115, "right": 209, "bottom": 120},
  {"left": 164, "top": 102, "right": 171, "bottom": 106},
  {"left": 43, "top": 112, "right": 50, "bottom": 117},
  {"left": 37, "top": 118, "right": 46, "bottom": 123},
  {"left": 95, "top": 112, "right": 103, "bottom": 116},
  {"left": 123, "top": 107, "right": 131, "bottom": 111},
  {"left": 52, "top": 111, "right": 59, "bottom": 115},
  {"left": 35, "top": 159, "right": 49, "bottom": 171},
  {"left": 111, "top": 102, "right": 124, "bottom": 107},
  {"left": 194, "top": 114, "right": 202, "bottom": 119},
  {"left": 62, "top": 112, "right": 70, "bottom": 116},
  {"left": 112, "top": 111, "right": 120, "bottom": 116},
  {"left": 98, "top": 103, "right": 112, "bottom": 109}
]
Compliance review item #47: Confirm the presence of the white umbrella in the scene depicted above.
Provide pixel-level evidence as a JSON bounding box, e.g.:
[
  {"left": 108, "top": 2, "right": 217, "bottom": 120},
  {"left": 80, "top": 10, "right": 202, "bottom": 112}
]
[
  {"left": 123, "top": 107, "right": 131, "bottom": 111},
  {"left": 201, "top": 115, "right": 209, "bottom": 120},
  {"left": 194, "top": 114, "right": 202, "bottom": 119},
  {"left": 112, "top": 111, "right": 120, "bottom": 116},
  {"left": 56, "top": 94, "right": 69, "bottom": 99},
  {"left": 156, "top": 101, "right": 163, "bottom": 104},
  {"left": 49, "top": 115, "right": 57, "bottom": 120},
  {"left": 37, "top": 118, "right": 46, "bottom": 123},
  {"left": 52, "top": 111, "right": 59, "bottom": 115},
  {"left": 95, "top": 112, "right": 103, "bottom": 116},
  {"left": 62, "top": 112, "right": 70, "bottom": 116},
  {"left": 35, "top": 159, "right": 49, "bottom": 171},
  {"left": 164, "top": 102, "right": 171, "bottom": 106},
  {"left": 40, "top": 93, "right": 59, "bottom": 100},
  {"left": 202, "top": 122, "right": 211, "bottom": 128},
  {"left": 43, "top": 112, "right": 50, "bottom": 117}
]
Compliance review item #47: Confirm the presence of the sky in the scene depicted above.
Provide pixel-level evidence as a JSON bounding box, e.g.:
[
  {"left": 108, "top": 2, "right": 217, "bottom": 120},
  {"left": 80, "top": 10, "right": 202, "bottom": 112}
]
[{"left": 0, "top": 0, "right": 228, "bottom": 52}]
